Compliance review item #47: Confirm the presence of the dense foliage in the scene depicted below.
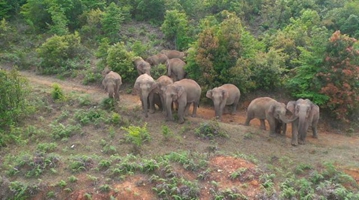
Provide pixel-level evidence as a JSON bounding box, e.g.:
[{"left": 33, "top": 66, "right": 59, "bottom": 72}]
[
  {"left": 0, "top": 0, "right": 358, "bottom": 122},
  {"left": 0, "top": 69, "right": 29, "bottom": 133}
]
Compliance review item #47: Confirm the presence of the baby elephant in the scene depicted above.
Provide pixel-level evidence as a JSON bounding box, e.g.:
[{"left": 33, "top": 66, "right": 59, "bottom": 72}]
[
  {"left": 245, "top": 97, "right": 297, "bottom": 135},
  {"left": 206, "top": 84, "right": 240, "bottom": 120},
  {"left": 102, "top": 71, "right": 122, "bottom": 101}
]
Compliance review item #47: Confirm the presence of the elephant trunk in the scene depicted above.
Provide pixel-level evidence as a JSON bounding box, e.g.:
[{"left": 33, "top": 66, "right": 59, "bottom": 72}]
[
  {"left": 108, "top": 88, "right": 115, "bottom": 99},
  {"left": 142, "top": 92, "right": 149, "bottom": 117},
  {"left": 298, "top": 111, "right": 309, "bottom": 138},
  {"left": 165, "top": 95, "right": 173, "bottom": 120},
  {"left": 213, "top": 101, "right": 221, "bottom": 118},
  {"left": 278, "top": 113, "right": 297, "bottom": 124}
]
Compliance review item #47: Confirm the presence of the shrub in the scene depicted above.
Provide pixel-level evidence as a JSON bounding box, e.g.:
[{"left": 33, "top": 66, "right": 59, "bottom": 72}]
[
  {"left": 0, "top": 69, "right": 29, "bottom": 131},
  {"left": 36, "top": 32, "right": 83, "bottom": 74},
  {"left": 195, "top": 121, "right": 228, "bottom": 140},
  {"left": 106, "top": 42, "right": 136, "bottom": 82},
  {"left": 51, "top": 83, "right": 66, "bottom": 101},
  {"left": 122, "top": 123, "right": 151, "bottom": 152}
]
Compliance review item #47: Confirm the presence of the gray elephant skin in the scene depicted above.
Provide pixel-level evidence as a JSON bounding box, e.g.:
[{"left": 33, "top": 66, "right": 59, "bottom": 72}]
[
  {"left": 163, "top": 79, "right": 201, "bottom": 124},
  {"left": 161, "top": 50, "right": 186, "bottom": 60},
  {"left": 133, "top": 57, "right": 151, "bottom": 75},
  {"left": 151, "top": 75, "right": 174, "bottom": 113},
  {"left": 206, "top": 84, "right": 241, "bottom": 120},
  {"left": 133, "top": 74, "right": 156, "bottom": 117},
  {"left": 146, "top": 53, "right": 168, "bottom": 66},
  {"left": 102, "top": 71, "right": 122, "bottom": 101},
  {"left": 245, "top": 97, "right": 297, "bottom": 135},
  {"left": 166, "top": 58, "right": 187, "bottom": 82},
  {"left": 286, "top": 99, "right": 320, "bottom": 146}
]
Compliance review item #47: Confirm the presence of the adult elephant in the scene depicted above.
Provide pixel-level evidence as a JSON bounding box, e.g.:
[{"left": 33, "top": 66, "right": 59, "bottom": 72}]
[
  {"left": 161, "top": 50, "right": 186, "bottom": 60},
  {"left": 163, "top": 79, "right": 201, "bottom": 124},
  {"left": 244, "top": 97, "right": 297, "bottom": 136},
  {"left": 146, "top": 53, "right": 168, "bottom": 66},
  {"left": 133, "top": 74, "right": 156, "bottom": 117},
  {"left": 166, "top": 58, "right": 186, "bottom": 82},
  {"left": 286, "top": 99, "right": 320, "bottom": 146},
  {"left": 206, "top": 84, "right": 241, "bottom": 120},
  {"left": 133, "top": 57, "right": 151, "bottom": 75},
  {"left": 150, "top": 75, "right": 174, "bottom": 113},
  {"left": 102, "top": 70, "right": 122, "bottom": 101}
]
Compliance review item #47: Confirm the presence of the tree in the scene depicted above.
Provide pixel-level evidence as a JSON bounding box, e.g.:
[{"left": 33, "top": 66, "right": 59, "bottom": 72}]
[
  {"left": 186, "top": 11, "right": 264, "bottom": 94},
  {"left": 101, "top": 2, "right": 124, "bottom": 43},
  {"left": 323, "top": 1, "right": 359, "bottom": 38},
  {"left": 134, "top": 0, "right": 165, "bottom": 22},
  {"left": 161, "top": 9, "right": 191, "bottom": 50},
  {"left": 317, "top": 31, "right": 359, "bottom": 121}
]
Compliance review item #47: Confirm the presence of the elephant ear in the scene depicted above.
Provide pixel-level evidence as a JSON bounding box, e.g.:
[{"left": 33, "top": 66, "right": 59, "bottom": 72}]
[
  {"left": 150, "top": 82, "right": 158, "bottom": 93},
  {"left": 222, "top": 89, "right": 229, "bottom": 99},
  {"left": 268, "top": 103, "right": 276, "bottom": 116},
  {"left": 286, "top": 101, "right": 296, "bottom": 114},
  {"left": 206, "top": 90, "right": 213, "bottom": 99},
  {"left": 176, "top": 86, "right": 185, "bottom": 99}
]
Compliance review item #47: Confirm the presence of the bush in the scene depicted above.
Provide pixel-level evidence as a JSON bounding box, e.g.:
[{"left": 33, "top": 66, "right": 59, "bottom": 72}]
[
  {"left": 0, "top": 69, "right": 29, "bottom": 130},
  {"left": 106, "top": 42, "right": 136, "bottom": 82},
  {"left": 51, "top": 83, "right": 66, "bottom": 101},
  {"left": 122, "top": 123, "right": 151, "bottom": 152},
  {"left": 36, "top": 32, "right": 83, "bottom": 74}
]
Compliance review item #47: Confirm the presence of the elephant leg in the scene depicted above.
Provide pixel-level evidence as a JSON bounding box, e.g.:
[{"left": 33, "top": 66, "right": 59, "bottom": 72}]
[
  {"left": 291, "top": 122, "right": 299, "bottom": 146},
  {"left": 282, "top": 123, "right": 287, "bottom": 135},
  {"left": 192, "top": 102, "right": 198, "bottom": 117},
  {"left": 267, "top": 118, "right": 276, "bottom": 136},
  {"left": 184, "top": 103, "right": 191, "bottom": 116},
  {"left": 244, "top": 116, "right": 252, "bottom": 126},
  {"left": 231, "top": 101, "right": 238, "bottom": 115},
  {"left": 178, "top": 102, "right": 186, "bottom": 124},
  {"left": 260, "top": 119, "right": 266, "bottom": 130},
  {"left": 312, "top": 120, "right": 319, "bottom": 138}
]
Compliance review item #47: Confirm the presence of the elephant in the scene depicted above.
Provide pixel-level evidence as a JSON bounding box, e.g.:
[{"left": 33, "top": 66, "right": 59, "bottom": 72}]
[
  {"left": 162, "top": 79, "right": 201, "bottom": 124},
  {"left": 133, "top": 57, "right": 151, "bottom": 75},
  {"left": 146, "top": 53, "right": 168, "bottom": 66},
  {"left": 206, "top": 84, "right": 241, "bottom": 120},
  {"left": 286, "top": 99, "right": 320, "bottom": 146},
  {"left": 102, "top": 71, "right": 122, "bottom": 101},
  {"left": 150, "top": 75, "right": 174, "bottom": 113},
  {"left": 161, "top": 50, "right": 186, "bottom": 60},
  {"left": 133, "top": 74, "right": 156, "bottom": 117},
  {"left": 244, "top": 97, "right": 297, "bottom": 136},
  {"left": 166, "top": 58, "right": 187, "bottom": 82}
]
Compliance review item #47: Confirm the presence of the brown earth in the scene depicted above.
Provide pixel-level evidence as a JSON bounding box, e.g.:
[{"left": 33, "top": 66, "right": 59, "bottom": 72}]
[{"left": 3, "top": 70, "right": 359, "bottom": 199}]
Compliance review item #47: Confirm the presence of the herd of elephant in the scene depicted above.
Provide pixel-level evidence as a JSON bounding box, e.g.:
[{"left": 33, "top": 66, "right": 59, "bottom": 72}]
[{"left": 101, "top": 50, "right": 320, "bottom": 146}]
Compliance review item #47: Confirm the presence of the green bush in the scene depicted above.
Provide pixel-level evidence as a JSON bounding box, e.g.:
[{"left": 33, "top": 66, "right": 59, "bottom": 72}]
[
  {"left": 36, "top": 32, "right": 83, "bottom": 74},
  {"left": 106, "top": 42, "right": 136, "bottom": 82},
  {"left": 122, "top": 123, "right": 151, "bottom": 152},
  {"left": 0, "top": 69, "right": 29, "bottom": 131},
  {"left": 51, "top": 83, "right": 66, "bottom": 101}
]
